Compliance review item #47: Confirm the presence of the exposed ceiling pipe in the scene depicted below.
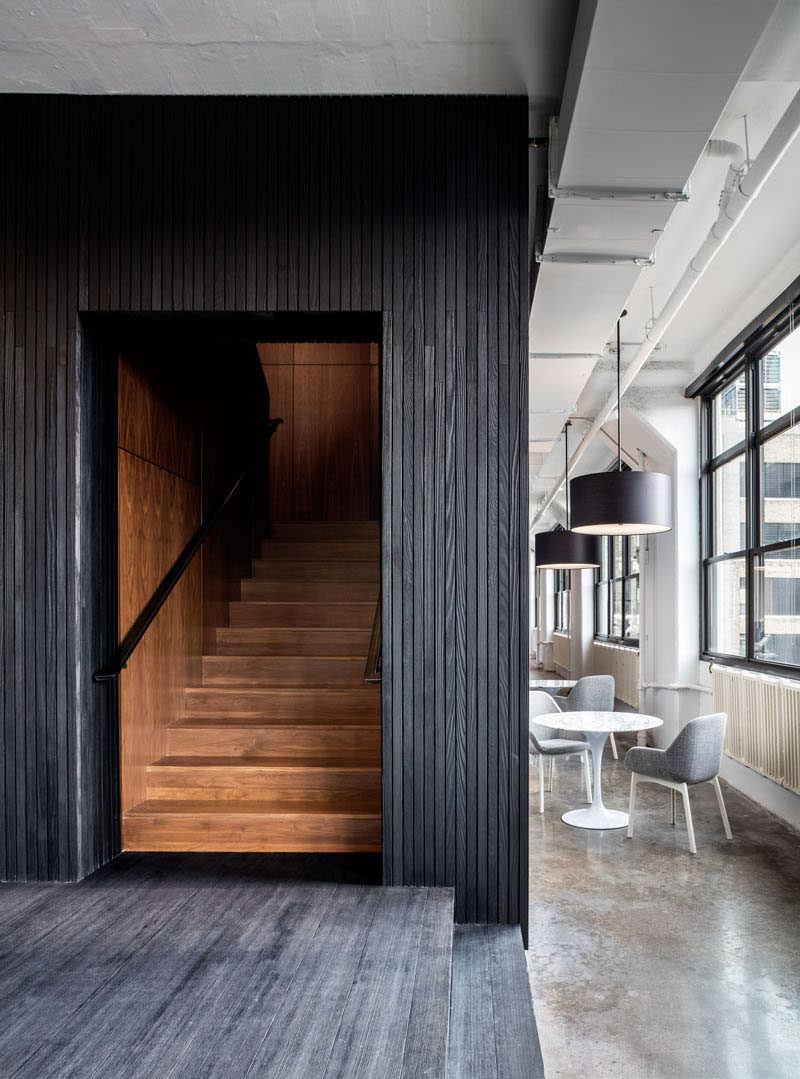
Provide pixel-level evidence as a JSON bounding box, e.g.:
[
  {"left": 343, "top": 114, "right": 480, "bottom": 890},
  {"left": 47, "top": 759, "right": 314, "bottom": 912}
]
[{"left": 531, "top": 85, "right": 800, "bottom": 531}]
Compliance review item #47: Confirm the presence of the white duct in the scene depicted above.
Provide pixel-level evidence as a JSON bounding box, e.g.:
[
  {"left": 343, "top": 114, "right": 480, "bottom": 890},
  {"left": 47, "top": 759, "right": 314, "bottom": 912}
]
[{"left": 532, "top": 85, "right": 800, "bottom": 529}]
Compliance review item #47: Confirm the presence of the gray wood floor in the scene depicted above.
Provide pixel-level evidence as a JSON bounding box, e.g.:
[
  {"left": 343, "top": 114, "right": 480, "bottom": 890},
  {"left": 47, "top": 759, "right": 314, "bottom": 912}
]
[
  {"left": 1, "top": 853, "right": 454, "bottom": 1079},
  {"left": 448, "top": 925, "right": 544, "bottom": 1079}
]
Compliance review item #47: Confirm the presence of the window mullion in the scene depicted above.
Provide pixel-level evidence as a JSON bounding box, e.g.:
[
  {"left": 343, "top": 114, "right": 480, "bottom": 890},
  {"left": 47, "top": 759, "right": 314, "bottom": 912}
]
[{"left": 746, "top": 353, "right": 759, "bottom": 661}]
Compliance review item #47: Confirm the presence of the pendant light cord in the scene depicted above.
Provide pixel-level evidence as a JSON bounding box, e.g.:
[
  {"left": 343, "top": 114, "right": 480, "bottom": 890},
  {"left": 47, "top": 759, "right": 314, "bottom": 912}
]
[
  {"left": 617, "top": 310, "right": 626, "bottom": 472},
  {"left": 564, "top": 420, "right": 571, "bottom": 529}
]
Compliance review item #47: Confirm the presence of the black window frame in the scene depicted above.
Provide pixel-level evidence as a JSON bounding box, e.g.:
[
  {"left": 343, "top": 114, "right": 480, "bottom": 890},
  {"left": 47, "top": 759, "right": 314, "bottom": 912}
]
[
  {"left": 594, "top": 534, "right": 640, "bottom": 648},
  {"left": 694, "top": 285, "right": 800, "bottom": 677},
  {"left": 553, "top": 568, "right": 570, "bottom": 634}
]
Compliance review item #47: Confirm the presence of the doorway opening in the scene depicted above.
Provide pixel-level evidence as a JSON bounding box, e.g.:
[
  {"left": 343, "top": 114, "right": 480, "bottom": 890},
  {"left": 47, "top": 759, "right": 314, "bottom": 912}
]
[{"left": 93, "top": 313, "right": 383, "bottom": 858}]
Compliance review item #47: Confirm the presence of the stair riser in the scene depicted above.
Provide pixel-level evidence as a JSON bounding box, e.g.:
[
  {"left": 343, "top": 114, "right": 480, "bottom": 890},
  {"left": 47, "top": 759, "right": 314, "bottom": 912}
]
[
  {"left": 167, "top": 726, "right": 381, "bottom": 758},
  {"left": 202, "top": 657, "right": 365, "bottom": 686},
  {"left": 215, "top": 628, "right": 371, "bottom": 657},
  {"left": 229, "top": 602, "right": 375, "bottom": 629},
  {"left": 240, "top": 581, "right": 378, "bottom": 603},
  {"left": 270, "top": 521, "right": 379, "bottom": 541},
  {"left": 260, "top": 541, "right": 379, "bottom": 561},
  {"left": 123, "top": 816, "right": 382, "bottom": 852},
  {"left": 184, "top": 688, "right": 381, "bottom": 721},
  {"left": 147, "top": 770, "right": 381, "bottom": 805},
  {"left": 251, "top": 560, "right": 379, "bottom": 582}
]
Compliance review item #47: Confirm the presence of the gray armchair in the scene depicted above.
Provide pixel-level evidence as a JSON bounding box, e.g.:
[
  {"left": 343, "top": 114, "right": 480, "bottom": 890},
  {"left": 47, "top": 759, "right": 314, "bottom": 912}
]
[
  {"left": 529, "top": 691, "right": 592, "bottom": 814},
  {"left": 624, "top": 713, "right": 733, "bottom": 853},
  {"left": 561, "top": 675, "right": 618, "bottom": 759}
]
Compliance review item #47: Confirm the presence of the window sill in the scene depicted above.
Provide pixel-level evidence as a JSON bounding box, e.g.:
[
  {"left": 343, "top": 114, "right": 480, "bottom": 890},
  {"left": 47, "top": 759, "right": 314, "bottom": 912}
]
[
  {"left": 702, "top": 652, "right": 800, "bottom": 681},
  {"left": 594, "top": 638, "right": 639, "bottom": 652}
]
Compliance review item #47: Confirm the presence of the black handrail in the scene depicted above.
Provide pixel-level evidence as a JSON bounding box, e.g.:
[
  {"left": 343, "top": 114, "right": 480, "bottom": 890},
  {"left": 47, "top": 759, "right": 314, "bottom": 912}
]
[
  {"left": 364, "top": 597, "right": 381, "bottom": 684},
  {"left": 94, "top": 471, "right": 247, "bottom": 682}
]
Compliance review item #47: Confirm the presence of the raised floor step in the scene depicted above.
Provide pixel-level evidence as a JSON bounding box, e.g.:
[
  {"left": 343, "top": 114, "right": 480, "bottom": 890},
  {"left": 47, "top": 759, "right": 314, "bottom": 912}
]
[
  {"left": 260, "top": 540, "right": 379, "bottom": 561},
  {"left": 145, "top": 755, "right": 381, "bottom": 805},
  {"left": 122, "top": 800, "right": 382, "bottom": 852},
  {"left": 201, "top": 655, "right": 366, "bottom": 686},
  {"left": 215, "top": 626, "right": 371, "bottom": 656},
  {"left": 167, "top": 721, "right": 381, "bottom": 758},
  {"left": 448, "top": 925, "right": 544, "bottom": 1079},
  {"left": 240, "top": 580, "right": 378, "bottom": 603},
  {"left": 184, "top": 685, "right": 382, "bottom": 721},
  {"left": 229, "top": 601, "right": 375, "bottom": 629},
  {"left": 269, "top": 520, "right": 379, "bottom": 541},
  {"left": 250, "top": 558, "right": 380, "bottom": 582}
]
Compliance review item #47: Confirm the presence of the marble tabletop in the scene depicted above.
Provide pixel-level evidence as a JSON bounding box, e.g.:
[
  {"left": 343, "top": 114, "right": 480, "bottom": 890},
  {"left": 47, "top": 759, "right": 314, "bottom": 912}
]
[
  {"left": 529, "top": 679, "right": 576, "bottom": 689},
  {"left": 553, "top": 710, "right": 662, "bottom": 734}
]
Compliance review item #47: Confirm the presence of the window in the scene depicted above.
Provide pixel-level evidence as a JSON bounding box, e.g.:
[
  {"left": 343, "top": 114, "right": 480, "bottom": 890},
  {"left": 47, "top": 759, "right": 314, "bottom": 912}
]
[
  {"left": 594, "top": 534, "right": 640, "bottom": 646},
  {"left": 553, "top": 569, "right": 570, "bottom": 634},
  {"left": 699, "top": 295, "right": 800, "bottom": 673}
]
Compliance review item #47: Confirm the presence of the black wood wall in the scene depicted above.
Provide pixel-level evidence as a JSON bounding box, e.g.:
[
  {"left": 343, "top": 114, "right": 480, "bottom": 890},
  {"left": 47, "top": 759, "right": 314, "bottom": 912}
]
[{"left": 0, "top": 95, "right": 529, "bottom": 932}]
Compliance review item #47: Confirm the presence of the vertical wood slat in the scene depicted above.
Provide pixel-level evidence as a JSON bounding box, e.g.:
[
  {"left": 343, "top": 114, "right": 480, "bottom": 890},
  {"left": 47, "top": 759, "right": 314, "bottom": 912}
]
[{"left": 0, "top": 96, "right": 529, "bottom": 939}]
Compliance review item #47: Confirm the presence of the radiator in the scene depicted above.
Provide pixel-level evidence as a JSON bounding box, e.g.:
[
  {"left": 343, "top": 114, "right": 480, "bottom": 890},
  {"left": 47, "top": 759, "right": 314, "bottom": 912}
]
[
  {"left": 592, "top": 641, "right": 639, "bottom": 707},
  {"left": 713, "top": 666, "right": 800, "bottom": 795},
  {"left": 552, "top": 632, "right": 570, "bottom": 674}
]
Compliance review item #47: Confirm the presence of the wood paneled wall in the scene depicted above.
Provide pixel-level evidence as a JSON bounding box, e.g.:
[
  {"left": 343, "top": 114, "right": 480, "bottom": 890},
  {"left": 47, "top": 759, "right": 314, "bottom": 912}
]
[
  {"left": 117, "top": 349, "right": 202, "bottom": 815},
  {"left": 258, "top": 341, "right": 380, "bottom": 522},
  {"left": 0, "top": 96, "right": 529, "bottom": 937}
]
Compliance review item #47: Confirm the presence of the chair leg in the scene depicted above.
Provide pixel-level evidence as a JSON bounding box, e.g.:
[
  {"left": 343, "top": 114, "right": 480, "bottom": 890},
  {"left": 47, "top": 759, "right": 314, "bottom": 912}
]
[
  {"left": 627, "top": 774, "right": 637, "bottom": 838},
  {"left": 538, "top": 756, "right": 545, "bottom": 814},
  {"left": 609, "top": 732, "right": 618, "bottom": 761},
  {"left": 547, "top": 757, "right": 554, "bottom": 792},
  {"left": 582, "top": 751, "right": 592, "bottom": 803},
  {"left": 712, "top": 776, "right": 733, "bottom": 840},
  {"left": 671, "top": 789, "right": 676, "bottom": 825},
  {"left": 680, "top": 783, "right": 696, "bottom": 853}
]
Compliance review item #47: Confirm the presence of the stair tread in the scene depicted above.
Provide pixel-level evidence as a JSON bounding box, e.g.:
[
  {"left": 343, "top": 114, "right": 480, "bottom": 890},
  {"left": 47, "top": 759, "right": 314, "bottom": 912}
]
[
  {"left": 149, "top": 755, "right": 380, "bottom": 771},
  {"left": 230, "top": 601, "right": 375, "bottom": 606},
  {"left": 268, "top": 521, "right": 379, "bottom": 541},
  {"left": 172, "top": 716, "right": 379, "bottom": 728},
  {"left": 217, "top": 627, "right": 370, "bottom": 634},
  {"left": 187, "top": 684, "right": 380, "bottom": 692},
  {"left": 260, "top": 541, "right": 378, "bottom": 560},
  {"left": 204, "top": 653, "right": 368, "bottom": 660},
  {"left": 126, "top": 799, "right": 381, "bottom": 818}
]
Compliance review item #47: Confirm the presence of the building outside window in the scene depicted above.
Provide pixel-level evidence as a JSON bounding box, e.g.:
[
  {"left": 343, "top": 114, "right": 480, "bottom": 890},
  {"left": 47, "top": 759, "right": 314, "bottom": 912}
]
[
  {"left": 594, "top": 535, "right": 640, "bottom": 646},
  {"left": 698, "top": 295, "right": 800, "bottom": 672},
  {"left": 553, "top": 569, "right": 570, "bottom": 634}
]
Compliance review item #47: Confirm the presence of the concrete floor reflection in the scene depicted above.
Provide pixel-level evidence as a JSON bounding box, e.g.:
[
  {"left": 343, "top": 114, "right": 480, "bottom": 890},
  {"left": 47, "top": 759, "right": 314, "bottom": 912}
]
[{"left": 527, "top": 734, "right": 800, "bottom": 1079}]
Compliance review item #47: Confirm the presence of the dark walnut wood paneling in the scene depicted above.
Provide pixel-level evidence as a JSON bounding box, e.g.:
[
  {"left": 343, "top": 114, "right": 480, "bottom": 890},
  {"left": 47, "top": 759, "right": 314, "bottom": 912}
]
[
  {"left": 117, "top": 450, "right": 201, "bottom": 815},
  {"left": 0, "top": 96, "right": 529, "bottom": 939},
  {"left": 258, "top": 341, "right": 378, "bottom": 524},
  {"left": 117, "top": 348, "right": 202, "bottom": 818}
]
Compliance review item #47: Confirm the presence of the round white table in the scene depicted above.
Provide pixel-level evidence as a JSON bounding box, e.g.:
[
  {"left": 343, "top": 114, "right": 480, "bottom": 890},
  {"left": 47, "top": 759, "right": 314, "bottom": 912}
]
[
  {"left": 529, "top": 679, "right": 576, "bottom": 693},
  {"left": 553, "top": 710, "right": 662, "bottom": 830}
]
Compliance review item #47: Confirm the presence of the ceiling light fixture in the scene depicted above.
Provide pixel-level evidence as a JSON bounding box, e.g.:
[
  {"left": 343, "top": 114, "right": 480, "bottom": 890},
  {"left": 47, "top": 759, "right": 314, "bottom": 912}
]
[
  {"left": 570, "top": 311, "right": 672, "bottom": 536},
  {"left": 534, "top": 421, "right": 602, "bottom": 570}
]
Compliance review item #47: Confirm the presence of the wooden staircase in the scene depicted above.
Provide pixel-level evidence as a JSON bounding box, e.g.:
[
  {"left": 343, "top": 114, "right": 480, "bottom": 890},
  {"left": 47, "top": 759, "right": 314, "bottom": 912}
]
[{"left": 122, "top": 521, "right": 382, "bottom": 853}]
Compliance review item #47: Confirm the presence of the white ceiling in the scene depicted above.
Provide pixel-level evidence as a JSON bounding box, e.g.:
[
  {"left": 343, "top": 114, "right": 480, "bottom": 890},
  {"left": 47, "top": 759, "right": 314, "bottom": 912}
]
[
  {"left": 0, "top": 0, "right": 576, "bottom": 99},
  {"left": 528, "top": 0, "right": 800, "bottom": 531},
  {"left": 531, "top": 0, "right": 777, "bottom": 356}
]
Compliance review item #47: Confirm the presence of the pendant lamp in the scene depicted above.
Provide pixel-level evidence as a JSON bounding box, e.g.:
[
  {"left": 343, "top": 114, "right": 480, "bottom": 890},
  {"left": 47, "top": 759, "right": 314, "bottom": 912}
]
[
  {"left": 570, "top": 312, "right": 672, "bottom": 536},
  {"left": 535, "top": 421, "right": 602, "bottom": 569}
]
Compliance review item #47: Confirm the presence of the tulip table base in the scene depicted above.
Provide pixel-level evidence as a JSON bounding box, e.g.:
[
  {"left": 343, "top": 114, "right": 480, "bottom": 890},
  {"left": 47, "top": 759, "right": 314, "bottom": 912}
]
[{"left": 561, "top": 731, "right": 628, "bottom": 830}]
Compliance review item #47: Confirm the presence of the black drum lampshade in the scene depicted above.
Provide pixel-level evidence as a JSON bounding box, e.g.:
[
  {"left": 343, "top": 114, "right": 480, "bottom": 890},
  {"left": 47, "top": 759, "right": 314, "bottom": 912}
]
[
  {"left": 534, "top": 420, "right": 602, "bottom": 570},
  {"left": 535, "top": 527, "right": 602, "bottom": 569},
  {"left": 569, "top": 310, "right": 672, "bottom": 537},
  {"left": 570, "top": 469, "right": 672, "bottom": 535}
]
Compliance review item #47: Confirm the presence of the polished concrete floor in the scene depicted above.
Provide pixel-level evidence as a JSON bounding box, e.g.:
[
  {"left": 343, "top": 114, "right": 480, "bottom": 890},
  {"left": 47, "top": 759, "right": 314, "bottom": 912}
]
[{"left": 527, "top": 729, "right": 800, "bottom": 1079}]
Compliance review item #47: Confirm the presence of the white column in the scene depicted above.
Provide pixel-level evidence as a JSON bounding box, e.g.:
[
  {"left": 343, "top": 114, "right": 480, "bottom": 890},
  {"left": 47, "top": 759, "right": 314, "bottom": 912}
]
[
  {"left": 569, "top": 568, "right": 595, "bottom": 679},
  {"left": 634, "top": 397, "right": 702, "bottom": 747}
]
